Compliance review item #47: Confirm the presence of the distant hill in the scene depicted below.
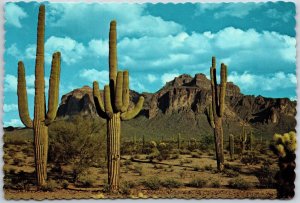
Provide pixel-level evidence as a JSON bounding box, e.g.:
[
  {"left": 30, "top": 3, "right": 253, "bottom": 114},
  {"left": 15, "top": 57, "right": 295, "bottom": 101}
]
[{"left": 56, "top": 73, "right": 296, "bottom": 141}]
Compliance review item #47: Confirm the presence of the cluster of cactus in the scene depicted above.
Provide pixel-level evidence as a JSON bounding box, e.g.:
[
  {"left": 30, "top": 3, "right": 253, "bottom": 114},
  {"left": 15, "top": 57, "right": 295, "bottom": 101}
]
[
  {"left": 229, "top": 134, "right": 234, "bottom": 160},
  {"left": 207, "top": 56, "right": 227, "bottom": 171},
  {"left": 17, "top": 5, "right": 61, "bottom": 187},
  {"left": 271, "top": 131, "right": 296, "bottom": 199},
  {"left": 92, "top": 20, "right": 144, "bottom": 192}
]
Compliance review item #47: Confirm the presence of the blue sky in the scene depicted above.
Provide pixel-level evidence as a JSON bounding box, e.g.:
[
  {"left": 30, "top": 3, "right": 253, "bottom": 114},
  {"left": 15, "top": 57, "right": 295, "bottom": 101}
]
[{"left": 3, "top": 2, "right": 296, "bottom": 126}]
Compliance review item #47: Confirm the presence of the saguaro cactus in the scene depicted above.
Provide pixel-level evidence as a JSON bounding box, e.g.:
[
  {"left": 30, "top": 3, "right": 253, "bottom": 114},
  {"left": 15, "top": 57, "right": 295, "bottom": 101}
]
[
  {"left": 93, "top": 20, "right": 144, "bottom": 192},
  {"left": 271, "top": 131, "right": 296, "bottom": 199},
  {"left": 17, "top": 5, "right": 61, "bottom": 187},
  {"left": 207, "top": 56, "right": 227, "bottom": 171},
  {"left": 240, "top": 125, "right": 247, "bottom": 157},
  {"left": 249, "top": 130, "right": 254, "bottom": 151},
  {"left": 177, "top": 133, "right": 181, "bottom": 149},
  {"left": 229, "top": 134, "right": 234, "bottom": 160}
]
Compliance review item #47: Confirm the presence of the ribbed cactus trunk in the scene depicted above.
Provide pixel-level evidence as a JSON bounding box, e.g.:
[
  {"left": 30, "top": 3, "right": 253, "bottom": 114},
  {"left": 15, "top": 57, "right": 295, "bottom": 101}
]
[
  {"left": 107, "top": 113, "right": 121, "bottom": 191},
  {"left": 17, "top": 5, "right": 61, "bottom": 188},
  {"left": 177, "top": 133, "right": 181, "bottom": 149},
  {"left": 207, "top": 56, "right": 227, "bottom": 171},
  {"left": 93, "top": 20, "right": 144, "bottom": 193}
]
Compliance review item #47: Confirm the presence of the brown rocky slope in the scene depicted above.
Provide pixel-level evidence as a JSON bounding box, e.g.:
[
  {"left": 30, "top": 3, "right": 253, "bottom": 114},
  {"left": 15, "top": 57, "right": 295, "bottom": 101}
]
[{"left": 56, "top": 73, "right": 296, "bottom": 141}]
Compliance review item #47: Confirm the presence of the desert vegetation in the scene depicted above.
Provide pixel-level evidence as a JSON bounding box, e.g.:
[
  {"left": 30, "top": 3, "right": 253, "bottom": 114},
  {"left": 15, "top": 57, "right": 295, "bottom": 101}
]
[{"left": 3, "top": 3, "right": 296, "bottom": 200}]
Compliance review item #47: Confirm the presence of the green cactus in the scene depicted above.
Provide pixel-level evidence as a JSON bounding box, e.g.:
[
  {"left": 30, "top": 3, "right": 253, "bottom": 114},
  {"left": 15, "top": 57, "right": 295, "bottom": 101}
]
[
  {"left": 207, "top": 56, "right": 227, "bottom": 171},
  {"left": 229, "top": 134, "right": 234, "bottom": 160},
  {"left": 17, "top": 5, "right": 61, "bottom": 187},
  {"left": 177, "top": 133, "right": 181, "bottom": 149},
  {"left": 271, "top": 131, "right": 296, "bottom": 199},
  {"left": 93, "top": 20, "right": 144, "bottom": 192},
  {"left": 249, "top": 130, "right": 254, "bottom": 151},
  {"left": 240, "top": 125, "right": 247, "bottom": 157}
]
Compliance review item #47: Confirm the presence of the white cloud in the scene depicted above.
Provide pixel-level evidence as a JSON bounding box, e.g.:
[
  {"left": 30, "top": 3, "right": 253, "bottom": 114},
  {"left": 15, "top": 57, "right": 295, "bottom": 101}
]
[
  {"left": 48, "top": 3, "right": 183, "bottom": 38},
  {"left": 195, "top": 3, "right": 261, "bottom": 19},
  {"left": 88, "top": 39, "right": 108, "bottom": 57},
  {"left": 4, "top": 74, "right": 49, "bottom": 95},
  {"left": 4, "top": 119, "right": 23, "bottom": 127},
  {"left": 5, "top": 3, "right": 28, "bottom": 28},
  {"left": 147, "top": 74, "right": 157, "bottom": 83},
  {"left": 161, "top": 73, "right": 180, "bottom": 85},
  {"left": 228, "top": 71, "right": 297, "bottom": 93},
  {"left": 79, "top": 68, "right": 109, "bottom": 87},
  {"left": 7, "top": 43, "right": 22, "bottom": 58},
  {"left": 3, "top": 104, "right": 18, "bottom": 112}
]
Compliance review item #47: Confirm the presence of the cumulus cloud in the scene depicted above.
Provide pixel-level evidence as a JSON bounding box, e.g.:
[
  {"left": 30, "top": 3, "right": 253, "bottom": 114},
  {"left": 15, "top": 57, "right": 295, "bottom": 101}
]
[
  {"left": 195, "top": 3, "right": 261, "bottom": 19},
  {"left": 161, "top": 72, "right": 180, "bottom": 85},
  {"left": 147, "top": 74, "right": 157, "bottom": 83},
  {"left": 4, "top": 119, "right": 23, "bottom": 127},
  {"left": 5, "top": 3, "right": 28, "bottom": 28},
  {"left": 4, "top": 74, "right": 49, "bottom": 95},
  {"left": 3, "top": 104, "right": 18, "bottom": 112},
  {"left": 228, "top": 71, "right": 297, "bottom": 93},
  {"left": 79, "top": 68, "right": 109, "bottom": 87},
  {"left": 88, "top": 39, "right": 108, "bottom": 57},
  {"left": 47, "top": 3, "right": 183, "bottom": 38}
]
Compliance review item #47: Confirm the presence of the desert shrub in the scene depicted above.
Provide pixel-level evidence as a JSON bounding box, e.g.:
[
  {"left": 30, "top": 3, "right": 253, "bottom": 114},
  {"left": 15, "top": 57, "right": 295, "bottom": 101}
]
[
  {"left": 120, "top": 181, "right": 136, "bottom": 195},
  {"left": 199, "top": 134, "right": 214, "bottom": 150},
  {"left": 204, "top": 164, "right": 213, "bottom": 171},
  {"left": 256, "top": 161, "right": 277, "bottom": 189},
  {"left": 179, "top": 159, "right": 192, "bottom": 166},
  {"left": 179, "top": 171, "right": 186, "bottom": 178},
  {"left": 191, "top": 152, "right": 201, "bottom": 158},
  {"left": 153, "top": 164, "right": 164, "bottom": 170},
  {"left": 241, "top": 152, "right": 261, "bottom": 165},
  {"left": 228, "top": 177, "right": 252, "bottom": 190},
  {"left": 133, "top": 165, "right": 144, "bottom": 176},
  {"left": 179, "top": 149, "right": 191, "bottom": 155},
  {"left": 61, "top": 180, "right": 69, "bottom": 189},
  {"left": 187, "top": 178, "right": 207, "bottom": 188},
  {"left": 193, "top": 165, "right": 202, "bottom": 171},
  {"left": 161, "top": 179, "right": 182, "bottom": 188},
  {"left": 41, "top": 179, "right": 57, "bottom": 192},
  {"left": 223, "top": 169, "right": 239, "bottom": 178},
  {"left": 75, "top": 170, "right": 96, "bottom": 187},
  {"left": 170, "top": 153, "right": 180, "bottom": 159},
  {"left": 211, "top": 179, "right": 221, "bottom": 188},
  {"left": 124, "top": 159, "right": 132, "bottom": 166},
  {"left": 49, "top": 116, "right": 105, "bottom": 176},
  {"left": 142, "top": 177, "right": 161, "bottom": 190}
]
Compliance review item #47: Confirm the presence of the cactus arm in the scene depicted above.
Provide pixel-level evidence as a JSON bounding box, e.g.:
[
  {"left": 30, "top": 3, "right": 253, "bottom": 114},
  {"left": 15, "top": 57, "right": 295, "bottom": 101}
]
[
  {"left": 46, "top": 52, "right": 61, "bottom": 124},
  {"left": 109, "top": 20, "right": 117, "bottom": 88},
  {"left": 93, "top": 81, "right": 106, "bottom": 118},
  {"left": 121, "top": 70, "right": 129, "bottom": 112},
  {"left": 219, "top": 63, "right": 227, "bottom": 117},
  {"left": 208, "top": 103, "right": 215, "bottom": 128},
  {"left": 17, "top": 61, "right": 33, "bottom": 128},
  {"left": 104, "top": 85, "right": 113, "bottom": 118},
  {"left": 210, "top": 58, "right": 218, "bottom": 117},
  {"left": 115, "top": 71, "right": 123, "bottom": 111},
  {"left": 121, "top": 96, "right": 144, "bottom": 121}
]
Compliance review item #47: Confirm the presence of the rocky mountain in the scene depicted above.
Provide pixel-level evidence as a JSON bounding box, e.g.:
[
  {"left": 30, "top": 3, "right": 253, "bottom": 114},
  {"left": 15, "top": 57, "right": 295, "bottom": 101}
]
[{"left": 56, "top": 73, "right": 296, "bottom": 140}]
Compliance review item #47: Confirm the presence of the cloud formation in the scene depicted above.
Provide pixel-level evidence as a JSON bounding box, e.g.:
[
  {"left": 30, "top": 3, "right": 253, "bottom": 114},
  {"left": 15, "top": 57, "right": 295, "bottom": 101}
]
[
  {"left": 5, "top": 3, "right": 28, "bottom": 28},
  {"left": 3, "top": 104, "right": 18, "bottom": 112}
]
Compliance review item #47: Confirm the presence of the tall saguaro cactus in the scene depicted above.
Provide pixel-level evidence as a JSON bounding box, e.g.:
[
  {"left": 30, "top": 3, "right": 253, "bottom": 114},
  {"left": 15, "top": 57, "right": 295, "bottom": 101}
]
[
  {"left": 17, "top": 5, "right": 61, "bottom": 187},
  {"left": 93, "top": 20, "right": 144, "bottom": 192},
  {"left": 207, "top": 56, "right": 227, "bottom": 171},
  {"left": 240, "top": 125, "right": 247, "bottom": 157}
]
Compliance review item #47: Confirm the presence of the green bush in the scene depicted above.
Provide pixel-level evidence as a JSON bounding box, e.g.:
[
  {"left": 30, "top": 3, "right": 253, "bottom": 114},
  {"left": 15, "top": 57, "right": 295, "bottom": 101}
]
[
  {"left": 228, "top": 177, "right": 252, "bottom": 190},
  {"left": 161, "top": 179, "right": 182, "bottom": 188},
  {"left": 142, "top": 177, "right": 161, "bottom": 190},
  {"left": 120, "top": 181, "right": 136, "bottom": 195},
  {"left": 41, "top": 179, "right": 57, "bottom": 192},
  {"left": 187, "top": 178, "right": 207, "bottom": 188},
  {"left": 223, "top": 169, "right": 239, "bottom": 178},
  {"left": 211, "top": 179, "right": 221, "bottom": 188}
]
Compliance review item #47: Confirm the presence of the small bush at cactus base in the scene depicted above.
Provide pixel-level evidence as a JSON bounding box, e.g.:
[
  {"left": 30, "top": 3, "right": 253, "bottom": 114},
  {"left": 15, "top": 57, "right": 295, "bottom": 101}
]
[
  {"left": 161, "top": 179, "right": 182, "bottom": 188},
  {"left": 211, "top": 179, "right": 221, "bottom": 188},
  {"left": 228, "top": 177, "right": 252, "bottom": 190},
  {"left": 141, "top": 177, "right": 161, "bottom": 190},
  {"left": 187, "top": 178, "right": 207, "bottom": 188},
  {"left": 41, "top": 179, "right": 58, "bottom": 192}
]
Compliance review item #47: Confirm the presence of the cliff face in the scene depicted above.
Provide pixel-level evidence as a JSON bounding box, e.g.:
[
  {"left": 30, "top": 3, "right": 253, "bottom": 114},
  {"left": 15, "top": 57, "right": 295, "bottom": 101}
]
[{"left": 56, "top": 73, "right": 296, "bottom": 136}]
